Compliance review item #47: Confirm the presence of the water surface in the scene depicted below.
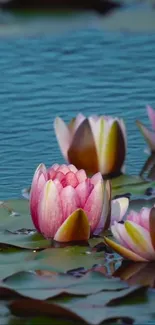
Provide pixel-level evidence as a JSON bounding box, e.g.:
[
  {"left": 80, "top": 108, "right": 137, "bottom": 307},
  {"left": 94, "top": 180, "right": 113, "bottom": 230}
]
[{"left": 0, "top": 28, "right": 155, "bottom": 199}]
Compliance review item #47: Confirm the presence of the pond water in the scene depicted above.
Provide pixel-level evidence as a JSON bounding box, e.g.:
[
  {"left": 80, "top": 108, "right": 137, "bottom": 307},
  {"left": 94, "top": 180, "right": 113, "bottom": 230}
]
[{"left": 1, "top": 22, "right": 155, "bottom": 199}]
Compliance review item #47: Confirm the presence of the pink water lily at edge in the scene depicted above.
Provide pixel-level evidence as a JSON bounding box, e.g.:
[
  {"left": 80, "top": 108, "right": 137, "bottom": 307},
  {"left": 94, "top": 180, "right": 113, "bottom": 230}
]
[
  {"left": 104, "top": 206, "right": 155, "bottom": 261},
  {"left": 137, "top": 105, "right": 155, "bottom": 152}
]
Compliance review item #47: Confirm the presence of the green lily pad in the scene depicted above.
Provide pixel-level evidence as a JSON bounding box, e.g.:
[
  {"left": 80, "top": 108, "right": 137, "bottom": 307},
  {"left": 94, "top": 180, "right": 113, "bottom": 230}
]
[
  {"left": 112, "top": 174, "right": 155, "bottom": 196},
  {"left": 33, "top": 246, "right": 106, "bottom": 273},
  {"left": 0, "top": 270, "right": 128, "bottom": 301},
  {"left": 8, "top": 285, "right": 151, "bottom": 324},
  {"left": 0, "top": 199, "right": 33, "bottom": 231},
  {"left": 0, "top": 232, "right": 51, "bottom": 250}
]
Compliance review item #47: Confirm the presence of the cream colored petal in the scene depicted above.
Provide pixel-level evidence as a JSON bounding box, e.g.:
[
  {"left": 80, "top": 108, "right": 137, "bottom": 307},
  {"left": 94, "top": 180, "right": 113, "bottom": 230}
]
[
  {"left": 136, "top": 120, "right": 155, "bottom": 152},
  {"left": 104, "top": 237, "right": 147, "bottom": 262},
  {"left": 54, "top": 117, "right": 72, "bottom": 160}
]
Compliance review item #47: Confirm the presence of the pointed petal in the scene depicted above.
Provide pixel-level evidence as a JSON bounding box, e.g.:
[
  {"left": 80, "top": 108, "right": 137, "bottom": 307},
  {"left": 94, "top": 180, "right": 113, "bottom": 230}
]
[
  {"left": 74, "top": 113, "right": 86, "bottom": 133},
  {"left": 84, "top": 179, "right": 104, "bottom": 233},
  {"left": 51, "top": 164, "right": 60, "bottom": 171},
  {"left": 60, "top": 186, "right": 79, "bottom": 221},
  {"left": 68, "top": 164, "right": 78, "bottom": 173},
  {"left": 54, "top": 208, "right": 90, "bottom": 242},
  {"left": 90, "top": 172, "right": 102, "bottom": 185},
  {"left": 147, "top": 105, "right": 155, "bottom": 130},
  {"left": 76, "top": 180, "right": 93, "bottom": 207},
  {"left": 149, "top": 207, "right": 155, "bottom": 250},
  {"left": 68, "top": 113, "right": 86, "bottom": 135},
  {"left": 94, "top": 180, "right": 111, "bottom": 235},
  {"left": 68, "top": 119, "right": 99, "bottom": 174},
  {"left": 76, "top": 169, "right": 87, "bottom": 183},
  {"left": 54, "top": 117, "right": 72, "bottom": 161},
  {"left": 127, "top": 210, "right": 141, "bottom": 224},
  {"left": 53, "top": 179, "right": 63, "bottom": 193},
  {"left": 104, "top": 237, "right": 147, "bottom": 262},
  {"left": 61, "top": 172, "right": 79, "bottom": 188},
  {"left": 30, "top": 164, "right": 48, "bottom": 232},
  {"left": 38, "top": 180, "right": 63, "bottom": 238},
  {"left": 57, "top": 164, "right": 70, "bottom": 175},
  {"left": 111, "top": 197, "right": 129, "bottom": 224},
  {"left": 54, "top": 171, "right": 65, "bottom": 183},
  {"left": 125, "top": 221, "right": 155, "bottom": 260},
  {"left": 48, "top": 168, "right": 56, "bottom": 179},
  {"left": 139, "top": 208, "right": 150, "bottom": 231},
  {"left": 101, "top": 120, "right": 126, "bottom": 175},
  {"left": 136, "top": 120, "right": 155, "bottom": 152}
]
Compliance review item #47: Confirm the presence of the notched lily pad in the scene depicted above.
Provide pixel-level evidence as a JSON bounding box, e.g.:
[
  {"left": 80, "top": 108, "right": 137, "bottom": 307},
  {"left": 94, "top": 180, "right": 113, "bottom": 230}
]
[
  {"left": 0, "top": 270, "right": 128, "bottom": 301},
  {"left": 8, "top": 284, "right": 150, "bottom": 325}
]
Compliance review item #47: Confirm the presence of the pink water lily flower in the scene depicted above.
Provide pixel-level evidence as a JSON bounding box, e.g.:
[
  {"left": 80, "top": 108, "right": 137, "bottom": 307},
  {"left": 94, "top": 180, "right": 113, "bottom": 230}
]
[
  {"left": 104, "top": 207, "right": 155, "bottom": 261},
  {"left": 137, "top": 105, "right": 155, "bottom": 152},
  {"left": 54, "top": 114, "right": 127, "bottom": 177},
  {"left": 30, "top": 163, "right": 129, "bottom": 242}
]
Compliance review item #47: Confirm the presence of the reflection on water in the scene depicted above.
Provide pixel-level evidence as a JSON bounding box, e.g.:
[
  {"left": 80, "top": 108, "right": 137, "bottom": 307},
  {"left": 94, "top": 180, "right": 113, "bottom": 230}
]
[{"left": 0, "top": 26, "right": 155, "bottom": 199}]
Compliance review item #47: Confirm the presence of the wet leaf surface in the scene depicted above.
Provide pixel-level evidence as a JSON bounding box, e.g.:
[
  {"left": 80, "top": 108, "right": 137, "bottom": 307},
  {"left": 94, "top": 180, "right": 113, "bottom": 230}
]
[{"left": 0, "top": 197, "right": 155, "bottom": 324}]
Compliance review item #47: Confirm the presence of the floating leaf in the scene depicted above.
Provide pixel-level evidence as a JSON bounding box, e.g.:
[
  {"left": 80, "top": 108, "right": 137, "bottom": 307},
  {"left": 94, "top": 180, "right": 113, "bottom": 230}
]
[
  {"left": 0, "top": 199, "right": 33, "bottom": 232},
  {"left": 0, "top": 270, "right": 128, "bottom": 301},
  {"left": 8, "top": 285, "right": 150, "bottom": 324},
  {"left": 112, "top": 174, "right": 155, "bottom": 197},
  {"left": 0, "top": 232, "right": 51, "bottom": 250}
]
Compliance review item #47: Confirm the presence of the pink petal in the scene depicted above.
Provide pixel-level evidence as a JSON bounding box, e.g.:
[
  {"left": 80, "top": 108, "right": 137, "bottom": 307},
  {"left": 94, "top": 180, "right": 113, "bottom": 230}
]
[
  {"left": 51, "top": 163, "right": 60, "bottom": 171},
  {"left": 94, "top": 180, "right": 111, "bottom": 235},
  {"left": 68, "top": 164, "right": 78, "bottom": 173},
  {"left": 147, "top": 105, "right": 155, "bottom": 130},
  {"left": 111, "top": 197, "right": 129, "bottom": 224},
  {"left": 48, "top": 168, "right": 56, "bottom": 180},
  {"left": 61, "top": 171, "right": 79, "bottom": 188},
  {"left": 116, "top": 221, "right": 155, "bottom": 260},
  {"left": 76, "top": 180, "right": 94, "bottom": 207},
  {"left": 90, "top": 172, "right": 102, "bottom": 185},
  {"left": 127, "top": 210, "right": 141, "bottom": 224},
  {"left": 111, "top": 222, "right": 131, "bottom": 249},
  {"left": 73, "top": 113, "right": 86, "bottom": 134},
  {"left": 54, "top": 117, "right": 72, "bottom": 161},
  {"left": 57, "top": 164, "right": 70, "bottom": 175},
  {"left": 111, "top": 222, "right": 126, "bottom": 246},
  {"left": 136, "top": 120, "right": 155, "bottom": 152},
  {"left": 60, "top": 185, "right": 80, "bottom": 221},
  {"left": 30, "top": 164, "right": 48, "bottom": 232},
  {"left": 139, "top": 208, "right": 150, "bottom": 231},
  {"left": 127, "top": 208, "right": 150, "bottom": 231},
  {"left": 38, "top": 180, "right": 63, "bottom": 239},
  {"left": 53, "top": 179, "right": 63, "bottom": 193},
  {"left": 76, "top": 169, "right": 87, "bottom": 183},
  {"left": 84, "top": 179, "right": 104, "bottom": 233},
  {"left": 54, "top": 171, "right": 65, "bottom": 183}
]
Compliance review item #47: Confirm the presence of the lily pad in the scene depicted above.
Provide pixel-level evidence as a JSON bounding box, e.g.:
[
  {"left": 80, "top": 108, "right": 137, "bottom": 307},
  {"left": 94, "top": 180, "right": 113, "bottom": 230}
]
[
  {"left": 112, "top": 174, "right": 155, "bottom": 196},
  {"left": 0, "top": 199, "right": 33, "bottom": 231},
  {"left": 8, "top": 285, "right": 151, "bottom": 324},
  {"left": 0, "top": 270, "right": 128, "bottom": 301},
  {"left": 0, "top": 232, "right": 51, "bottom": 250}
]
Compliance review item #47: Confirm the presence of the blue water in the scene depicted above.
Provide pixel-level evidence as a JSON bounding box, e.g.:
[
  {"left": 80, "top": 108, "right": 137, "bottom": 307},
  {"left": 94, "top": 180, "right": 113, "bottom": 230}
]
[{"left": 0, "top": 29, "right": 155, "bottom": 199}]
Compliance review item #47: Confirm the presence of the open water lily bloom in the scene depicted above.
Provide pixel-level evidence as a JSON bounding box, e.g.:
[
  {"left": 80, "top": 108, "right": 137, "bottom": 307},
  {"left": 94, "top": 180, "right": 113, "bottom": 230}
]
[
  {"left": 104, "top": 207, "right": 155, "bottom": 261},
  {"left": 54, "top": 114, "right": 127, "bottom": 177},
  {"left": 30, "top": 163, "right": 129, "bottom": 242},
  {"left": 137, "top": 105, "right": 155, "bottom": 152}
]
